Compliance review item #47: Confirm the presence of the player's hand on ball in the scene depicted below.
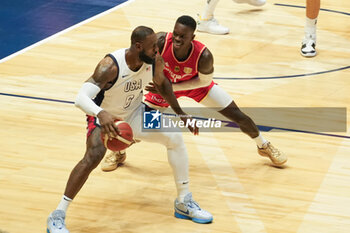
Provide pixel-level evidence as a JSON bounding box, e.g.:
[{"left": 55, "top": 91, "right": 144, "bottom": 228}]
[
  {"left": 97, "top": 110, "right": 122, "bottom": 137},
  {"left": 100, "top": 121, "right": 134, "bottom": 151}
]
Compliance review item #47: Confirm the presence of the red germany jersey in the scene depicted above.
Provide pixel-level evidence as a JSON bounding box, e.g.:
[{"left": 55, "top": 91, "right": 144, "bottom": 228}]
[
  {"left": 145, "top": 32, "right": 215, "bottom": 107},
  {"left": 161, "top": 32, "right": 206, "bottom": 83}
]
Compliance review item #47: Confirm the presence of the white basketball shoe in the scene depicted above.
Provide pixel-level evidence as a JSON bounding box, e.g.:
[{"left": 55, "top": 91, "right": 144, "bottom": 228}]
[
  {"left": 174, "top": 193, "right": 213, "bottom": 224},
  {"left": 47, "top": 210, "right": 69, "bottom": 233},
  {"left": 301, "top": 34, "right": 317, "bottom": 57},
  {"left": 197, "top": 17, "right": 229, "bottom": 35}
]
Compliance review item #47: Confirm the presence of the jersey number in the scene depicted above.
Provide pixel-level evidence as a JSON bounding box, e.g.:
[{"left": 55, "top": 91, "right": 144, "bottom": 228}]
[{"left": 124, "top": 94, "right": 135, "bottom": 109}]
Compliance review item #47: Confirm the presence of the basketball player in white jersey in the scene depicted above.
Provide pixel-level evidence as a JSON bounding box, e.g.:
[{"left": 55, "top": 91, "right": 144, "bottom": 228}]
[{"left": 47, "top": 26, "right": 212, "bottom": 233}]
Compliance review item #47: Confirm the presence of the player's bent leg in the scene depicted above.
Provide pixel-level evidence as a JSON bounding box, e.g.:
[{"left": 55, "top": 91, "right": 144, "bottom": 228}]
[
  {"left": 220, "top": 102, "right": 287, "bottom": 165},
  {"left": 47, "top": 127, "right": 106, "bottom": 233},
  {"left": 200, "top": 85, "right": 258, "bottom": 137},
  {"left": 67, "top": 127, "right": 106, "bottom": 187},
  {"left": 201, "top": 85, "right": 287, "bottom": 166},
  {"left": 199, "top": 84, "right": 232, "bottom": 109},
  {"left": 219, "top": 101, "right": 260, "bottom": 138}
]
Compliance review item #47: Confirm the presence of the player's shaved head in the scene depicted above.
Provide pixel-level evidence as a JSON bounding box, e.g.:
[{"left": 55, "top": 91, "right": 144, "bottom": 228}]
[
  {"left": 131, "top": 26, "right": 155, "bottom": 45},
  {"left": 176, "top": 15, "right": 197, "bottom": 32}
]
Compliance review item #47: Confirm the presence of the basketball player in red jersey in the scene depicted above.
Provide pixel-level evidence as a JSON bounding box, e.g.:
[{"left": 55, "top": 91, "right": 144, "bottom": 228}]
[{"left": 144, "top": 15, "right": 287, "bottom": 166}]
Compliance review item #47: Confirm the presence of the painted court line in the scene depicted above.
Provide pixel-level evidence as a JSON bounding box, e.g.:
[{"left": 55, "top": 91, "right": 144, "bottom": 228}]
[
  {"left": 213, "top": 66, "right": 350, "bottom": 80},
  {"left": 275, "top": 3, "right": 350, "bottom": 16},
  {"left": 1, "top": 92, "right": 349, "bottom": 140}
]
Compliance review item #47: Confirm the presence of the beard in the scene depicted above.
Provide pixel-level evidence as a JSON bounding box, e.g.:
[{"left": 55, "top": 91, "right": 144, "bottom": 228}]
[{"left": 139, "top": 50, "right": 155, "bottom": 64}]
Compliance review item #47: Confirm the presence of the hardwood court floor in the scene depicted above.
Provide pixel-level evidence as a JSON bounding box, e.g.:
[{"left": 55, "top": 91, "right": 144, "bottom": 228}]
[{"left": 0, "top": 0, "right": 349, "bottom": 232}]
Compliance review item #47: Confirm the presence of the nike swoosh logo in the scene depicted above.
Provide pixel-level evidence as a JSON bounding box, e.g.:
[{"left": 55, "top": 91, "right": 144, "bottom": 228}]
[
  {"left": 175, "top": 207, "right": 189, "bottom": 215},
  {"left": 122, "top": 75, "right": 128, "bottom": 78}
]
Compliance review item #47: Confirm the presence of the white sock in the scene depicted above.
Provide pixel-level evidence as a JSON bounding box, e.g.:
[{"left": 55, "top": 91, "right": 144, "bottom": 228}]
[
  {"left": 56, "top": 195, "right": 72, "bottom": 212},
  {"left": 305, "top": 17, "right": 317, "bottom": 39},
  {"left": 201, "top": 0, "right": 220, "bottom": 20},
  {"left": 167, "top": 139, "right": 190, "bottom": 202},
  {"left": 176, "top": 181, "right": 190, "bottom": 203},
  {"left": 253, "top": 133, "right": 268, "bottom": 148}
]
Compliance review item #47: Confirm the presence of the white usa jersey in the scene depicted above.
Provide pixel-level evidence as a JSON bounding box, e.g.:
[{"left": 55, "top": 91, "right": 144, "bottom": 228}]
[{"left": 94, "top": 48, "right": 153, "bottom": 120}]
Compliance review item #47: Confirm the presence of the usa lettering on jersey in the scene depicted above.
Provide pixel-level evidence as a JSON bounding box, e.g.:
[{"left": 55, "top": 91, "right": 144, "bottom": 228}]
[{"left": 124, "top": 79, "right": 142, "bottom": 92}]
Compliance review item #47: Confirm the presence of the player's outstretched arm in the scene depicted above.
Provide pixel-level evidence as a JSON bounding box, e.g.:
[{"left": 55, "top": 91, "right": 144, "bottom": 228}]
[{"left": 152, "top": 53, "right": 198, "bottom": 135}]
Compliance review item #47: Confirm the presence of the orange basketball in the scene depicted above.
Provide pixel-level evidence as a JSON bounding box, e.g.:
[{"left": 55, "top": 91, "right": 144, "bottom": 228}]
[{"left": 101, "top": 121, "right": 134, "bottom": 151}]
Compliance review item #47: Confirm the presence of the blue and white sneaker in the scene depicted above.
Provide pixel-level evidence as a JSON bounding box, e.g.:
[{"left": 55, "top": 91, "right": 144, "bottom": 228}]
[
  {"left": 174, "top": 193, "right": 213, "bottom": 224},
  {"left": 47, "top": 210, "right": 69, "bottom": 233}
]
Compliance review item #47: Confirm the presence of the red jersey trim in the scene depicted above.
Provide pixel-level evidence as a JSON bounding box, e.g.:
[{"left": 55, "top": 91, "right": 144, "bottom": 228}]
[
  {"left": 195, "top": 46, "right": 206, "bottom": 74},
  {"left": 163, "top": 32, "right": 206, "bottom": 66},
  {"left": 171, "top": 41, "right": 195, "bottom": 64}
]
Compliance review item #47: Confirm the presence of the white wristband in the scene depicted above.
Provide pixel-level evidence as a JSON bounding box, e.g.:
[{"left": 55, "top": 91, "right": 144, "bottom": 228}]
[
  {"left": 198, "top": 72, "right": 213, "bottom": 83},
  {"left": 75, "top": 82, "right": 103, "bottom": 116}
]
